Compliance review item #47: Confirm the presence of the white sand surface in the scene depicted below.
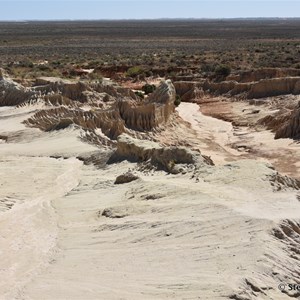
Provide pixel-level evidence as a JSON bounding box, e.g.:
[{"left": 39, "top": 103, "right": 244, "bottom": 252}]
[
  {"left": 177, "top": 103, "right": 242, "bottom": 164},
  {"left": 0, "top": 104, "right": 300, "bottom": 300}
]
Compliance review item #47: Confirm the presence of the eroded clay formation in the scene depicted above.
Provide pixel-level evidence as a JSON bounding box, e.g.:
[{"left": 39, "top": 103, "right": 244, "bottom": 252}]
[
  {"left": 173, "top": 68, "right": 300, "bottom": 140},
  {"left": 109, "top": 133, "right": 214, "bottom": 174},
  {"left": 174, "top": 68, "right": 300, "bottom": 101},
  {"left": 0, "top": 70, "right": 176, "bottom": 139},
  {"left": 260, "top": 103, "right": 300, "bottom": 139}
]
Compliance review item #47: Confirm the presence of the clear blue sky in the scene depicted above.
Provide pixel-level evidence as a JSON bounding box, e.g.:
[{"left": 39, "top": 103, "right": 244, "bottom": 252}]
[{"left": 1, "top": 1, "right": 300, "bottom": 20}]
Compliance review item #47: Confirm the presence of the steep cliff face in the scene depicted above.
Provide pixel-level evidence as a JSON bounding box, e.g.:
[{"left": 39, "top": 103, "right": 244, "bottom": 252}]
[
  {"left": 203, "top": 80, "right": 251, "bottom": 96},
  {"left": 118, "top": 101, "right": 158, "bottom": 131},
  {"left": 258, "top": 110, "right": 292, "bottom": 134},
  {"left": 174, "top": 81, "right": 204, "bottom": 102},
  {"left": 118, "top": 80, "right": 176, "bottom": 131},
  {"left": 248, "top": 77, "right": 300, "bottom": 99},
  {"left": 274, "top": 104, "right": 300, "bottom": 139},
  {"left": 0, "top": 70, "right": 34, "bottom": 106}
]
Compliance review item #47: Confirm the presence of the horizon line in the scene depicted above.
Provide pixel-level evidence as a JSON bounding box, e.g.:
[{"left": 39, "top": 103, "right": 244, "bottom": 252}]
[{"left": 1, "top": 17, "right": 300, "bottom": 22}]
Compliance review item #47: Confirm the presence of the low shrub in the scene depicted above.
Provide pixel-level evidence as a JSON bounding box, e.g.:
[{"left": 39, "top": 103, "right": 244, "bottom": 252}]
[
  {"left": 125, "top": 66, "right": 144, "bottom": 77},
  {"left": 134, "top": 91, "right": 144, "bottom": 99},
  {"left": 214, "top": 64, "right": 231, "bottom": 77},
  {"left": 174, "top": 95, "right": 181, "bottom": 107},
  {"left": 142, "top": 84, "right": 156, "bottom": 95}
]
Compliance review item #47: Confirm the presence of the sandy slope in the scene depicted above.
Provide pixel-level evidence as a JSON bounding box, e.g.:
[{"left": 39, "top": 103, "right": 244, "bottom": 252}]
[{"left": 0, "top": 103, "right": 300, "bottom": 300}]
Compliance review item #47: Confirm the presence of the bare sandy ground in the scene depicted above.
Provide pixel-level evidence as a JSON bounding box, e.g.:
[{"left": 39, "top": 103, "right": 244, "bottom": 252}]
[
  {"left": 177, "top": 103, "right": 300, "bottom": 179},
  {"left": 0, "top": 103, "right": 300, "bottom": 300}
]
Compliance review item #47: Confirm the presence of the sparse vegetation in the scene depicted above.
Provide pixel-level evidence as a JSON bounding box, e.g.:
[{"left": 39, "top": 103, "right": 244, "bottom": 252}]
[
  {"left": 134, "top": 91, "right": 144, "bottom": 99},
  {"left": 142, "top": 84, "right": 156, "bottom": 95},
  {"left": 214, "top": 65, "right": 231, "bottom": 77},
  {"left": 1, "top": 20, "right": 299, "bottom": 81},
  {"left": 174, "top": 95, "right": 181, "bottom": 107},
  {"left": 125, "top": 66, "right": 144, "bottom": 78}
]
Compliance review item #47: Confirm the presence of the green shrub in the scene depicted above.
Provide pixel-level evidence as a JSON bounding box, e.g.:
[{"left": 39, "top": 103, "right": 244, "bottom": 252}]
[
  {"left": 200, "top": 63, "right": 217, "bottom": 75},
  {"left": 174, "top": 95, "right": 181, "bottom": 107},
  {"left": 88, "top": 72, "right": 103, "bottom": 82},
  {"left": 125, "top": 66, "right": 144, "bottom": 77},
  {"left": 19, "top": 60, "right": 34, "bottom": 68},
  {"left": 294, "top": 63, "right": 300, "bottom": 69},
  {"left": 134, "top": 91, "right": 144, "bottom": 99},
  {"left": 214, "top": 64, "right": 231, "bottom": 77},
  {"left": 142, "top": 84, "right": 156, "bottom": 95},
  {"left": 36, "top": 64, "right": 51, "bottom": 71}
]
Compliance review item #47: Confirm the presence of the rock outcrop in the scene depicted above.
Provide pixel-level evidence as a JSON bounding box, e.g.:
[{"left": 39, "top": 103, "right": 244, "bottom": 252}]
[
  {"left": 0, "top": 69, "right": 34, "bottom": 106},
  {"left": 248, "top": 77, "right": 300, "bottom": 99},
  {"left": 274, "top": 105, "right": 300, "bottom": 139},
  {"left": 268, "top": 171, "right": 300, "bottom": 190},
  {"left": 258, "top": 101, "right": 300, "bottom": 140},
  {"left": 114, "top": 172, "right": 139, "bottom": 184},
  {"left": 203, "top": 80, "right": 251, "bottom": 96},
  {"left": 258, "top": 109, "right": 292, "bottom": 133},
  {"left": 118, "top": 80, "right": 175, "bottom": 131},
  {"left": 109, "top": 134, "right": 213, "bottom": 174},
  {"left": 174, "top": 81, "right": 205, "bottom": 102}
]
